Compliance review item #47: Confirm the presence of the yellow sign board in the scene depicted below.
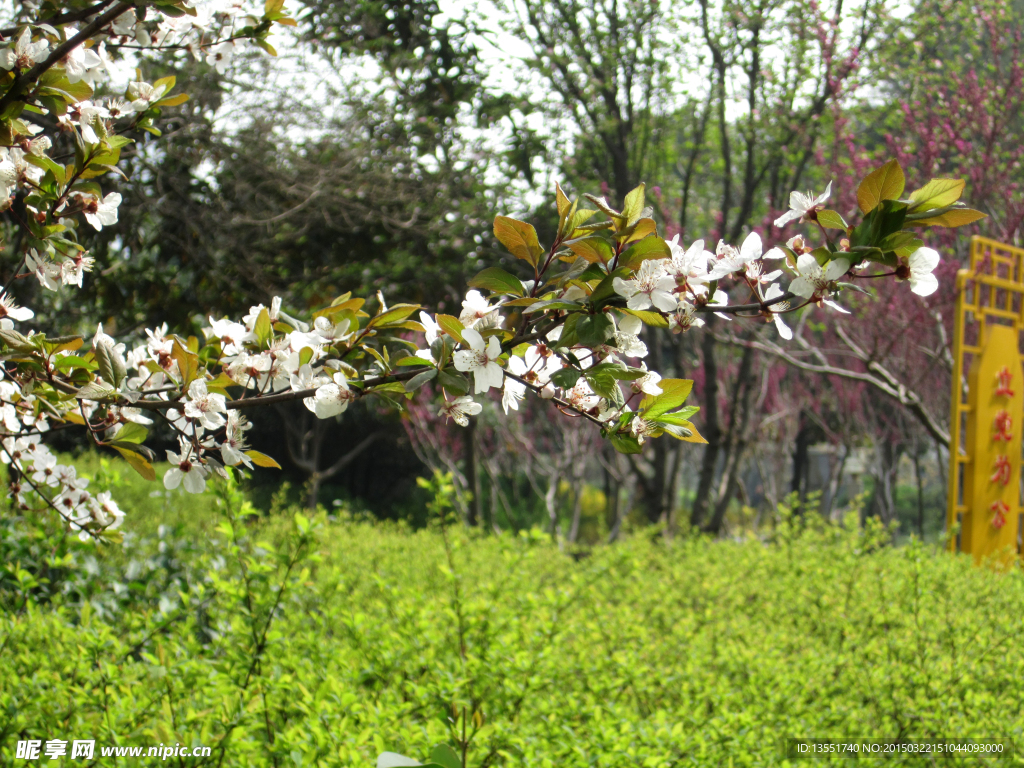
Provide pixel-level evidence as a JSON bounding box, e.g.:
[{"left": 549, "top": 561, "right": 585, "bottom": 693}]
[{"left": 948, "top": 237, "right": 1024, "bottom": 563}]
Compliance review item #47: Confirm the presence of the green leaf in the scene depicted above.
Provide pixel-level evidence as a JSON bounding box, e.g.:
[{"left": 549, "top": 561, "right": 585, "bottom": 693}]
[
  {"left": 113, "top": 446, "right": 156, "bottom": 481},
  {"left": 154, "top": 93, "right": 189, "bottom": 108},
  {"left": 622, "top": 183, "right": 645, "bottom": 226},
  {"left": 588, "top": 267, "right": 631, "bottom": 306},
  {"left": 567, "top": 236, "right": 614, "bottom": 265},
  {"left": 857, "top": 159, "right": 905, "bottom": 214},
  {"left": 555, "top": 181, "right": 571, "bottom": 219},
  {"left": 404, "top": 368, "right": 438, "bottom": 392},
  {"left": 910, "top": 207, "right": 986, "bottom": 228},
  {"left": 550, "top": 367, "right": 582, "bottom": 389},
  {"left": 435, "top": 314, "right": 465, "bottom": 343},
  {"left": 654, "top": 407, "right": 700, "bottom": 425},
  {"left": 619, "top": 217, "right": 657, "bottom": 244},
  {"left": 371, "top": 304, "right": 421, "bottom": 328},
  {"left": 428, "top": 745, "right": 462, "bottom": 768},
  {"left": 524, "top": 299, "right": 583, "bottom": 314},
  {"left": 171, "top": 340, "right": 200, "bottom": 388},
  {"left": 113, "top": 422, "right": 148, "bottom": 444},
  {"left": 253, "top": 308, "right": 272, "bottom": 344},
  {"left": 621, "top": 308, "right": 669, "bottom": 328},
  {"left": 94, "top": 341, "right": 127, "bottom": 388},
  {"left": 608, "top": 432, "right": 643, "bottom": 454},
  {"left": 396, "top": 356, "right": 433, "bottom": 367},
  {"left": 576, "top": 314, "right": 614, "bottom": 347},
  {"left": 640, "top": 379, "right": 694, "bottom": 420},
  {"left": 246, "top": 450, "right": 282, "bottom": 469},
  {"left": 563, "top": 207, "right": 598, "bottom": 237},
  {"left": 617, "top": 236, "right": 670, "bottom": 271},
  {"left": 909, "top": 178, "right": 965, "bottom": 211},
  {"left": 493, "top": 216, "right": 544, "bottom": 267},
  {"left": 436, "top": 369, "right": 469, "bottom": 395},
  {"left": 816, "top": 210, "right": 848, "bottom": 230},
  {"left": 53, "top": 354, "right": 95, "bottom": 372},
  {"left": 468, "top": 267, "right": 525, "bottom": 297}
]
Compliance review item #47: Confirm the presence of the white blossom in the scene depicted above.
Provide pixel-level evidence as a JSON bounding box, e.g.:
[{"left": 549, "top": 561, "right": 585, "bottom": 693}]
[
  {"left": 420, "top": 311, "right": 441, "bottom": 344},
  {"left": 206, "top": 40, "right": 235, "bottom": 74},
  {"left": 502, "top": 355, "right": 527, "bottom": 413},
  {"left": 164, "top": 439, "right": 208, "bottom": 494},
  {"left": 184, "top": 378, "right": 227, "bottom": 429},
  {"left": 62, "top": 28, "right": 103, "bottom": 83},
  {"left": 707, "top": 232, "right": 764, "bottom": 281},
  {"left": 613, "top": 313, "right": 647, "bottom": 358},
  {"left": 127, "top": 80, "right": 170, "bottom": 112},
  {"left": 563, "top": 379, "right": 599, "bottom": 410},
  {"left": 76, "top": 101, "right": 110, "bottom": 144},
  {"left": 220, "top": 411, "right": 253, "bottom": 467},
  {"left": 630, "top": 415, "right": 657, "bottom": 445},
  {"left": 613, "top": 259, "right": 677, "bottom": 311},
  {"left": 764, "top": 283, "right": 793, "bottom": 340},
  {"left": 668, "top": 299, "right": 704, "bottom": 333},
  {"left": 459, "top": 290, "right": 503, "bottom": 330},
  {"left": 453, "top": 328, "right": 504, "bottom": 394},
  {"left": 0, "top": 28, "right": 48, "bottom": 71},
  {"left": 207, "top": 316, "right": 254, "bottom": 355},
  {"left": 305, "top": 371, "right": 355, "bottom": 418},
  {"left": 774, "top": 181, "right": 832, "bottom": 228},
  {"left": 907, "top": 247, "right": 940, "bottom": 297},
  {"left": 438, "top": 395, "right": 481, "bottom": 426},
  {"left": 0, "top": 290, "right": 33, "bottom": 329},
  {"left": 83, "top": 192, "right": 121, "bottom": 230},
  {"left": 789, "top": 253, "right": 850, "bottom": 309},
  {"left": 632, "top": 363, "right": 663, "bottom": 396}
]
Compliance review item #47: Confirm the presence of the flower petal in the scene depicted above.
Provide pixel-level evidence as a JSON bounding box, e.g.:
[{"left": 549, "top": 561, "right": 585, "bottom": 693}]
[
  {"left": 823, "top": 258, "right": 850, "bottom": 281},
  {"left": 461, "top": 327, "right": 484, "bottom": 351},
  {"left": 909, "top": 247, "right": 940, "bottom": 274},
  {"left": 910, "top": 273, "right": 939, "bottom": 297},
  {"left": 789, "top": 276, "right": 815, "bottom": 298},
  {"left": 740, "top": 231, "right": 762, "bottom": 262},
  {"left": 773, "top": 313, "right": 793, "bottom": 340}
]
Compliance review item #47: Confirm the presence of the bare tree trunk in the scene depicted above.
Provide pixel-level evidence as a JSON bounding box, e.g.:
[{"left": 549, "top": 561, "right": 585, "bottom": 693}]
[
  {"left": 465, "top": 417, "right": 480, "bottom": 526},
  {"left": 705, "top": 342, "right": 756, "bottom": 535},
  {"left": 824, "top": 445, "right": 849, "bottom": 521},
  {"left": 691, "top": 317, "right": 721, "bottom": 528},
  {"left": 913, "top": 440, "right": 925, "bottom": 539}
]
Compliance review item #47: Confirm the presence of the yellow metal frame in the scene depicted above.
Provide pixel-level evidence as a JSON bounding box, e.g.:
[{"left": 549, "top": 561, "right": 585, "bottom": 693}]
[{"left": 947, "top": 236, "right": 1024, "bottom": 555}]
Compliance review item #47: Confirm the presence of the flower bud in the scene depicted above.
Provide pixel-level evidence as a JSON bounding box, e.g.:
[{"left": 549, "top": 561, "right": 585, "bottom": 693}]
[{"left": 539, "top": 383, "right": 555, "bottom": 400}]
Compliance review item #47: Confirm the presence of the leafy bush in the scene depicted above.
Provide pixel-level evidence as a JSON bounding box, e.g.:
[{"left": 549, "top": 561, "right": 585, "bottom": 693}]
[{"left": 1, "top": 489, "right": 1023, "bottom": 766}]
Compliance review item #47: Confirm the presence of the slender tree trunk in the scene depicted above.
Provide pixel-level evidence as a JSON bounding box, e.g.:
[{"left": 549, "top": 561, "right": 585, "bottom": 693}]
[
  {"left": 705, "top": 342, "right": 756, "bottom": 535},
  {"left": 691, "top": 317, "right": 721, "bottom": 528},
  {"left": 913, "top": 441, "right": 925, "bottom": 539},
  {"left": 824, "top": 445, "right": 849, "bottom": 521},
  {"left": 791, "top": 418, "right": 814, "bottom": 505},
  {"left": 465, "top": 417, "right": 480, "bottom": 526}
]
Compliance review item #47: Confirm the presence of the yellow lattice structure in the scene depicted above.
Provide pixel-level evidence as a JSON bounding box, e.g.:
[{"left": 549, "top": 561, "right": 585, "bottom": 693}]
[{"left": 947, "top": 236, "right": 1024, "bottom": 563}]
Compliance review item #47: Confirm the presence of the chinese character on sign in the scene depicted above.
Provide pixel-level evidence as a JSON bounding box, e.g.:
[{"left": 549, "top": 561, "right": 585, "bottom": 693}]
[
  {"left": 996, "top": 366, "right": 1015, "bottom": 396},
  {"left": 991, "top": 455, "right": 1012, "bottom": 486},
  {"left": 991, "top": 499, "right": 1010, "bottom": 529},
  {"left": 70, "top": 740, "right": 95, "bottom": 759},
  {"left": 994, "top": 409, "right": 1014, "bottom": 441},
  {"left": 16, "top": 740, "right": 41, "bottom": 760},
  {"left": 43, "top": 740, "right": 67, "bottom": 760}
]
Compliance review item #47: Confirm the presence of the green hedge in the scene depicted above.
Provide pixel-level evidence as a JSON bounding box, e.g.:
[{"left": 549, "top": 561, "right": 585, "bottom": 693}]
[{"left": 2, "top": 490, "right": 1023, "bottom": 766}]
